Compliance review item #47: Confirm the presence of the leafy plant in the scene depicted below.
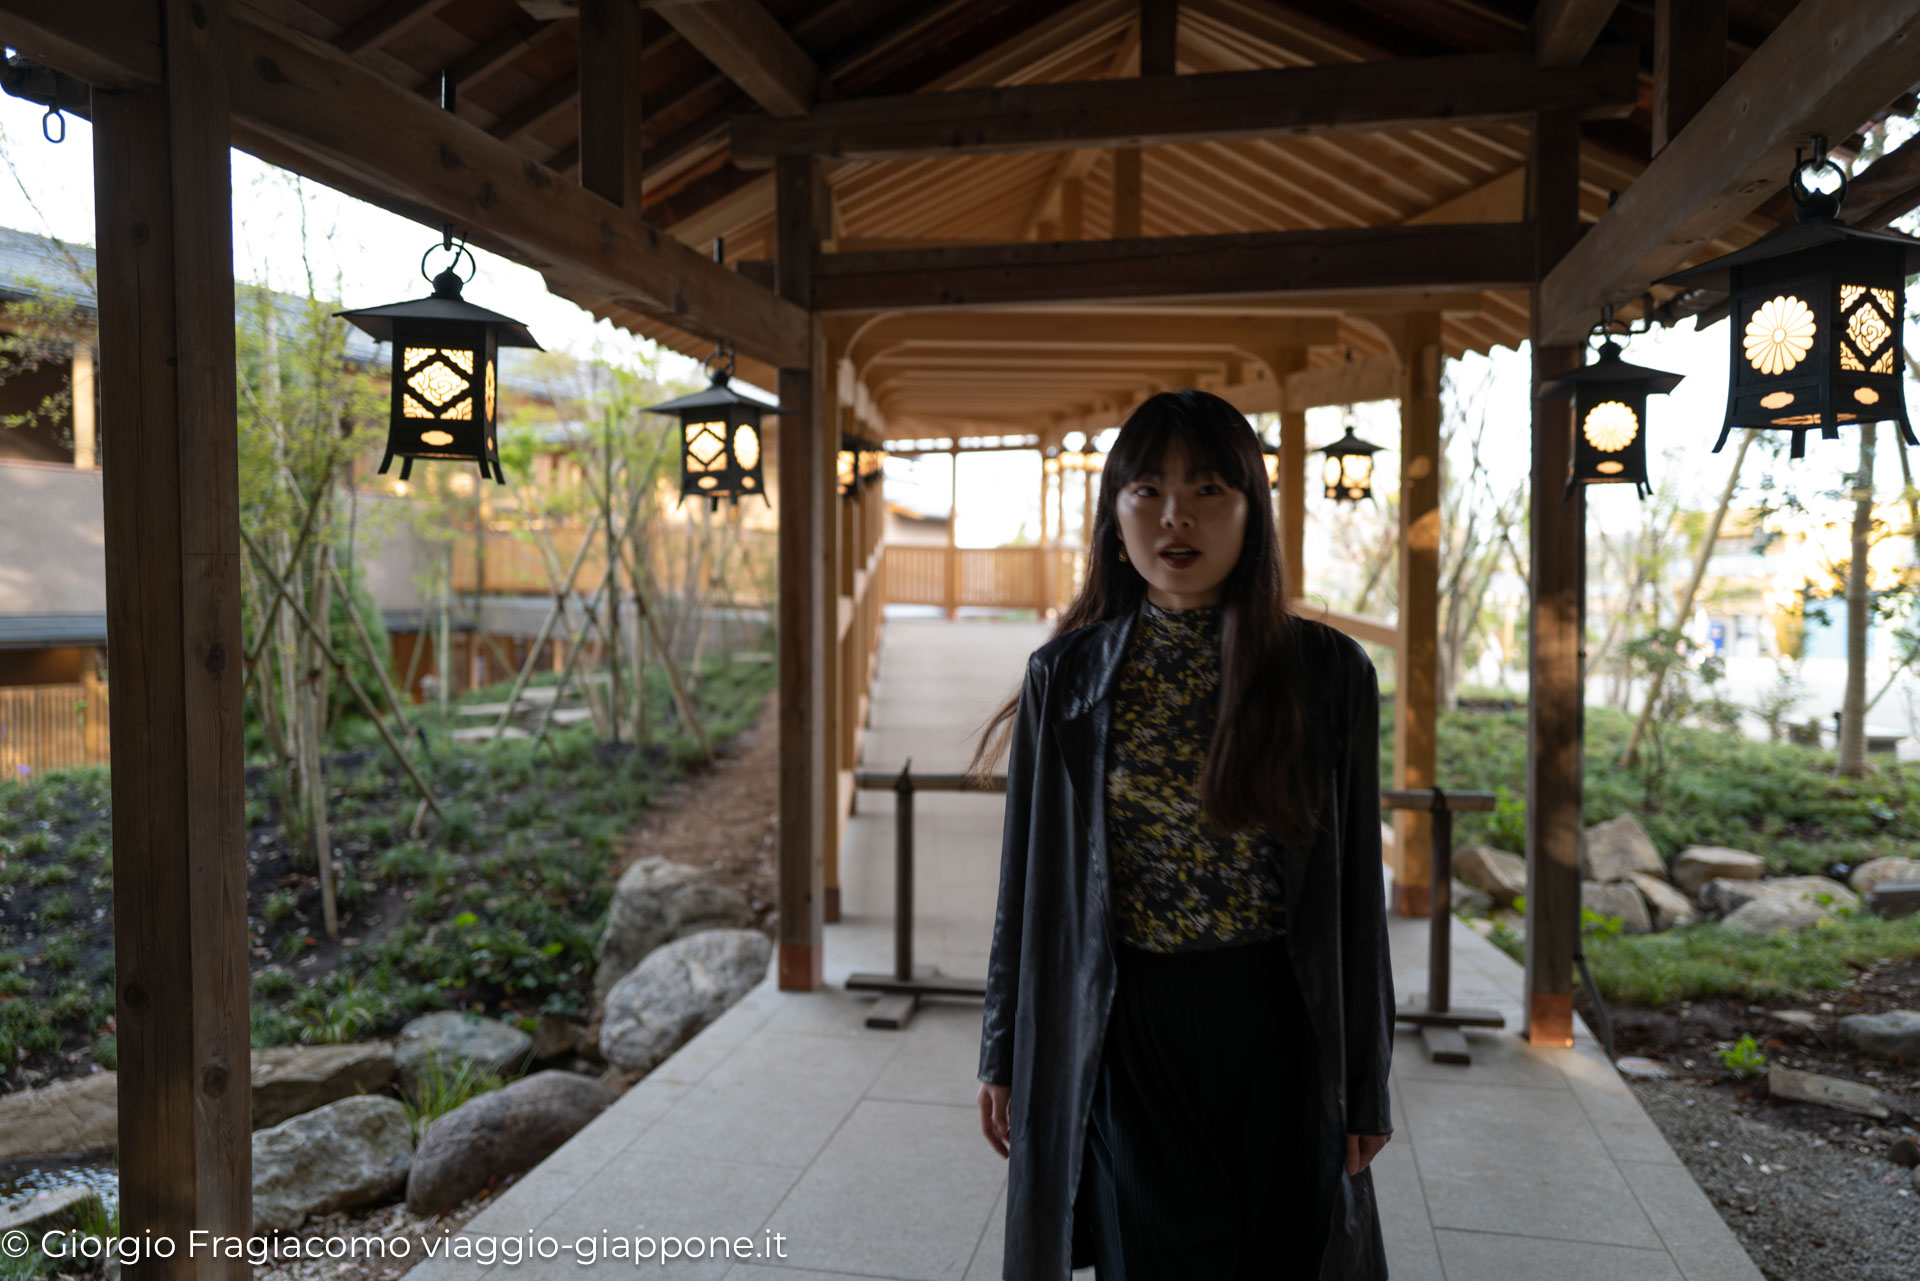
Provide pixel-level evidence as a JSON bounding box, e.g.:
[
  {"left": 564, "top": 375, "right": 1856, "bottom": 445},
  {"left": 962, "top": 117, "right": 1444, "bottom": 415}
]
[
  {"left": 1718, "top": 1033, "right": 1768, "bottom": 1078},
  {"left": 398, "top": 1048, "right": 507, "bottom": 1143}
]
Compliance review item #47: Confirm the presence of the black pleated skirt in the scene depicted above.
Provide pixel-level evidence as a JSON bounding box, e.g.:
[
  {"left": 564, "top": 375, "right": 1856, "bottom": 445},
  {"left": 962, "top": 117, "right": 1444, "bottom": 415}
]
[{"left": 1074, "top": 935, "right": 1322, "bottom": 1281}]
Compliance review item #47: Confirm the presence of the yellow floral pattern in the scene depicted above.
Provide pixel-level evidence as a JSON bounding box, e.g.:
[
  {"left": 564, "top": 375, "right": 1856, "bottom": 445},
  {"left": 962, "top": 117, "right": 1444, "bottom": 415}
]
[{"left": 1104, "top": 598, "right": 1286, "bottom": 952}]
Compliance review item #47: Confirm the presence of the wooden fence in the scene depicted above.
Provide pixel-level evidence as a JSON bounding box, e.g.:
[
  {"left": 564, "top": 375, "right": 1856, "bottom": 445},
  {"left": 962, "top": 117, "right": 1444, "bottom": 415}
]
[
  {"left": 882, "top": 544, "right": 1082, "bottom": 615},
  {"left": 0, "top": 673, "right": 109, "bottom": 776}
]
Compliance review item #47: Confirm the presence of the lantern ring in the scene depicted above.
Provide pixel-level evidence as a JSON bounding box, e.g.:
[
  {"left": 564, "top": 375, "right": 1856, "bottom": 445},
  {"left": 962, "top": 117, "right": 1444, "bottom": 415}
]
[
  {"left": 1788, "top": 155, "right": 1848, "bottom": 215},
  {"left": 419, "top": 240, "right": 477, "bottom": 288}
]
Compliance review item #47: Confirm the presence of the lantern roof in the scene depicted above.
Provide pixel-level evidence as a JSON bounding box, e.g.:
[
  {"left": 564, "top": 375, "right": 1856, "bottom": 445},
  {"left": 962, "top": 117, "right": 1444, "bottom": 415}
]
[
  {"left": 642, "top": 371, "right": 784, "bottom": 417},
  {"left": 1657, "top": 217, "right": 1920, "bottom": 293},
  {"left": 1538, "top": 340, "right": 1685, "bottom": 398},
  {"left": 1318, "top": 425, "right": 1384, "bottom": 456},
  {"left": 336, "top": 271, "right": 542, "bottom": 349}
]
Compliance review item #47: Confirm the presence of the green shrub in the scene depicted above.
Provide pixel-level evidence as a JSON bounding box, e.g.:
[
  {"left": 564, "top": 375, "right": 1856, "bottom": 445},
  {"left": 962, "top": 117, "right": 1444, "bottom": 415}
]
[
  {"left": 263, "top": 889, "right": 298, "bottom": 922},
  {"left": 1586, "top": 914, "right": 1920, "bottom": 1005},
  {"left": 1718, "top": 1033, "right": 1768, "bottom": 1078},
  {"left": 40, "top": 891, "right": 74, "bottom": 921},
  {"left": 398, "top": 1048, "right": 507, "bottom": 1143}
]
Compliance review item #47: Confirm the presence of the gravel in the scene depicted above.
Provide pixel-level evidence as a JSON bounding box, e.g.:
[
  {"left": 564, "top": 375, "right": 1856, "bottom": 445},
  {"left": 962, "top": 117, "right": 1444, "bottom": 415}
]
[{"left": 1629, "top": 1077, "right": 1920, "bottom": 1281}]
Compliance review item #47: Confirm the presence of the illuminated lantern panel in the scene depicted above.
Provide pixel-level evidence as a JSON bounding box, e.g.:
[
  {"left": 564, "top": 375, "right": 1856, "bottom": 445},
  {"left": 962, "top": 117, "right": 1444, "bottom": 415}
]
[
  {"left": 1539, "top": 339, "right": 1681, "bottom": 501},
  {"left": 643, "top": 370, "right": 781, "bottom": 510},
  {"left": 1659, "top": 185, "right": 1920, "bottom": 460},
  {"left": 1262, "top": 443, "right": 1280, "bottom": 489},
  {"left": 1314, "top": 426, "right": 1384, "bottom": 503},
  {"left": 337, "top": 264, "right": 539, "bottom": 485}
]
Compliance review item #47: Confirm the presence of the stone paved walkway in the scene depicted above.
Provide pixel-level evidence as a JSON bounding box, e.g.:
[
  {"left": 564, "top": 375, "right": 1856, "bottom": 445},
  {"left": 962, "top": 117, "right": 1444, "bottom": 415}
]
[{"left": 403, "top": 616, "right": 1763, "bottom": 1281}]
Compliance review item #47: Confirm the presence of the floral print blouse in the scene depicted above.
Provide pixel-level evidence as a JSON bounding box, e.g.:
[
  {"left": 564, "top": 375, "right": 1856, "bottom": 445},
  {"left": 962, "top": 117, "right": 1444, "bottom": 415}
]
[{"left": 1104, "top": 597, "right": 1288, "bottom": 953}]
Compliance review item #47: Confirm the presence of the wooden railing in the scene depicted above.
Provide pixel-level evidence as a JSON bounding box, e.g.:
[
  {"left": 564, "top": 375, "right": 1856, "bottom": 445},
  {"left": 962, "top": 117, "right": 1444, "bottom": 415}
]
[
  {"left": 0, "top": 675, "right": 109, "bottom": 776},
  {"left": 881, "top": 543, "right": 1082, "bottom": 615},
  {"left": 450, "top": 523, "right": 779, "bottom": 606}
]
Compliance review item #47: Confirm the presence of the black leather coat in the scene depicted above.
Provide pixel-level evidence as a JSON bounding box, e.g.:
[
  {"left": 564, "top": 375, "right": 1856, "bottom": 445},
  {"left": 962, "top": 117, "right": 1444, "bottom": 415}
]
[{"left": 978, "top": 606, "right": 1394, "bottom": 1280}]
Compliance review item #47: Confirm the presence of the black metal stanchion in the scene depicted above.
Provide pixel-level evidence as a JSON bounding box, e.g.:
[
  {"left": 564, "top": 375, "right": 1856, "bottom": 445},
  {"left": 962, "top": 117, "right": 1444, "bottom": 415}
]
[
  {"left": 1387, "top": 787, "right": 1507, "bottom": 1064},
  {"left": 845, "top": 764, "right": 996, "bottom": 1029}
]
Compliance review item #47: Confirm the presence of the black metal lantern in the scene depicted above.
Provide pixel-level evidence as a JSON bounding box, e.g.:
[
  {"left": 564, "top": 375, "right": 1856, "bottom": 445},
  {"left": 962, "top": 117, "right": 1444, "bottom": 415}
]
[
  {"left": 1658, "top": 140, "right": 1920, "bottom": 460},
  {"left": 1316, "top": 424, "right": 1384, "bottom": 502},
  {"left": 1538, "top": 325, "right": 1684, "bottom": 500},
  {"left": 858, "top": 439, "right": 887, "bottom": 488},
  {"left": 642, "top": 348, "right": 780, "bottom": 511},
  {"left": 336, "top": 236, "right": 540, "bottom": 485}
]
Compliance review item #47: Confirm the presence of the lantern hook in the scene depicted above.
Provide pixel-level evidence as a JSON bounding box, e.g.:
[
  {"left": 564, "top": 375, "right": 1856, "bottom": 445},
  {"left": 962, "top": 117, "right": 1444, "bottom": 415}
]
[
  {"left": 1788, "top": 135, "right": 1848, "bottom": 221},
  {"left": 420, "top": 228, "right": 477, "bottom": 294},
  {"left": 703, "top": 341, "right": 737, "bottom": 385},
  {"left": 40, "top": 104, "right": 62, "bottom": 144}
]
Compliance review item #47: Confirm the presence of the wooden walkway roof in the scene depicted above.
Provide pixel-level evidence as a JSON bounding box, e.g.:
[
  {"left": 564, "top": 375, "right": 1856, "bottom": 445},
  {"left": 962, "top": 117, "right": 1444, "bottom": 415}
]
[{"left": 150, "top": 0, "right": 1913, "bottom": 441}]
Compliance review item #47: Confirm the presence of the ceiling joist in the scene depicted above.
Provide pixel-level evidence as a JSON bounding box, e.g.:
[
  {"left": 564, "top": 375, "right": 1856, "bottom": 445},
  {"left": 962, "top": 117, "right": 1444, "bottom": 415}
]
[
  {"left": 648, "top": 0, "right": 818, "bottom": 118},
  {"left": 812, "top": 224, "right": 1535, "bottom": 312},
  {"left": 729, "top": 44, "right": 1639, "bottom": 168}
]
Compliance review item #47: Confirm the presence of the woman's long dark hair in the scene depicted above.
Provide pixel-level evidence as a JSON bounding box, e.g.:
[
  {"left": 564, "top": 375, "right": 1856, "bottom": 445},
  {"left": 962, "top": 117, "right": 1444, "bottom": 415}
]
[{"left": 966, "top": 388, "right": 1325, "bottom": 845}]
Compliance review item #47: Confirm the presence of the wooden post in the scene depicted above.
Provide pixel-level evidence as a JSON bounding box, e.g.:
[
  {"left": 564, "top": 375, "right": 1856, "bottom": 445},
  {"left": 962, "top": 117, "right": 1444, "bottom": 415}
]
[
  {"left": 92, "top": 0, "right": 252, "bottom": 1272},
  {"left": 776, "top": 153, "right": 826, "bottom": 991},
  {"left": 1524, "top": 111, "right": 1584, "bottom": 1048},
  {"left": 818, "top": 330, "right": 843, "bottom": 926},
  {"left": 71, "top": 340, "right": 95, "bottom": 469},
  {"left": 579, "top": 0, "right": 645, "bottom": 213},
  {"left": 1263, "top": 348, "right": 1307, "bottom": 596},
  {"left": 1383, "top": 315, "right": 1442, "bottom": 918},
  {"left": 946, "top": 447, "right": 960, "bottom": 619}
]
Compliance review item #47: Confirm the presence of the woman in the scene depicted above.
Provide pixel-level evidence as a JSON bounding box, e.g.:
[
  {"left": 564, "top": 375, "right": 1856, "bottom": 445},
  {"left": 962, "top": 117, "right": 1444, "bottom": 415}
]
[{"left": 969, "top": 389, "right": 1394, "bottom": 1280}]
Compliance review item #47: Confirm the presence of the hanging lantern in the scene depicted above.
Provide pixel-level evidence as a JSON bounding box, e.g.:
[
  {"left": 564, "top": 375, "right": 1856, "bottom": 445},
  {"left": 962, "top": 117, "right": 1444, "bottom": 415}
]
[
  {"left": 1538, "top": 326, "right": 1684, "bottom": 501},
  {"left": 1316, "top": 424, "right": 1384, "bottom": 502},
  {"left": 858, "top": 439, "right": 887, "bottom": 487},
  {"left": 1261, "top": 441, "right": 1280, "bottom": 489},
  {"left": 642, "top": 348, "right": 780, "bottom": 511},
  {"left": 1657, "top": 139, "right": 1920, "bottom": 460},
  {"left": 336, "top": 234, "right": 540, "bottom": 485},
  {"left": 837, "top": 434, "right": 859, "bottom": 497}
]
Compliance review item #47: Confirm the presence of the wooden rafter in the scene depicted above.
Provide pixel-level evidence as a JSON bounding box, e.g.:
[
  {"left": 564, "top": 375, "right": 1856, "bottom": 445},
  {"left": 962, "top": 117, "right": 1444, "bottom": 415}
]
[
  {"left": 489, "top": 71, "right": 579, "bottom": 142},
  {"left": 1532, "top": 0, "right": 1620, "bottom": 68},
  {"left": 649, "top": 0, "right": 818, "bottom": 118},
  {"left": 333, "top": 0, "right": 455, "bottom": 56},
  {"left": 811, "top": 224, "right": 1534, "bottom": 311},
  {"left": 1537, "top": 0, "right": 1920, "bottom": 343},
  {"left": 730, "top": 44, "right": 1638, "bottom": 167}
]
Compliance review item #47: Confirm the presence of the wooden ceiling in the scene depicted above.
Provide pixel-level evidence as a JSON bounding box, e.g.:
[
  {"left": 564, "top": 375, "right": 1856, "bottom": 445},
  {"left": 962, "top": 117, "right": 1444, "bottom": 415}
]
[{"left": 213, "top": 0, "right": 1907, "bottom": 439}]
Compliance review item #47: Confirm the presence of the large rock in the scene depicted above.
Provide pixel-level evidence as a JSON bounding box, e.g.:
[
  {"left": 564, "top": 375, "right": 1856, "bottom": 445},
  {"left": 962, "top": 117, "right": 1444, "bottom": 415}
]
[
  {"left": 0, "top": 1071, "right": 118, "bottom": 1160},
  {"left": 1581, "top": 880, "right": 1652, "bottom": 933},
  {"left": 1629, "top": 872, "right": 1698, "bottom": 930},
  {"left": 593, "top": 856, "right": 751, "bottom": 1001},
  {"left": 1700, "top": 875, "right": 1857, "bottom": 920},
  {"left": 1721, "top": 896, "right": 1829, "bottom": 936},
  {"left": 600, "top": 929, "right": 772, "bottom": 1073},
  {"left": 1581, "top": 815, "right": 1667, "bottom": 884},
  {"left": 1866, "top": 883, "right": 1920, "bottom": 919},
  {"left": 405, "top": 1071, "right": 612, "bottom": 1214},
  {"left": 0, "top": 1185, "right": 104, "bottom": 1237},
  {"left": 1849, "top": 857, "right": 1920, "bottom": 897},
  {"left": 394, "top": 1011, "right": 534, "bottom": 1088},
  {"left": 1836, "top": 1011, "right": 1920, "bottom": 1064},
  {"left": 252, "top": 1043, "right": 396, "bottom": 1129},
  {"left": 1672, "top": 846, "right": 1765, "bottom": 898},
  {"left": 251, "top": 1095, "right": 413, "bottom": 1233},
  {"left": 1455, "top": 845, "right": 1527, "bottom": 908}
]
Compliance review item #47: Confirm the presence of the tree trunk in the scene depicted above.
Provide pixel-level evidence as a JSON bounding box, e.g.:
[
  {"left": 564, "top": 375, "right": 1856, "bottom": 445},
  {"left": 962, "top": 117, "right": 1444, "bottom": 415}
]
[{"left": 1838, "top": 422, "right": 1875, "bottom": 776}]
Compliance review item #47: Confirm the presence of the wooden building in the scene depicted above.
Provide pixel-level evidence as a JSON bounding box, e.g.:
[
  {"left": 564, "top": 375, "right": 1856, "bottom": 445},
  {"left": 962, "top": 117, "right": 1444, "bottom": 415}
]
[{"left": 4, "top": 0, "right": 1920, "bottom": 1270}]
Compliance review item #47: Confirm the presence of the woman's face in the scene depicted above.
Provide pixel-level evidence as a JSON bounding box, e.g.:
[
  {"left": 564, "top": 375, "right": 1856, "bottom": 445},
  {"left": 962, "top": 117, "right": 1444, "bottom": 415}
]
[{"left": 1113, "top": 434, "right": 1249, "bottom": 610}]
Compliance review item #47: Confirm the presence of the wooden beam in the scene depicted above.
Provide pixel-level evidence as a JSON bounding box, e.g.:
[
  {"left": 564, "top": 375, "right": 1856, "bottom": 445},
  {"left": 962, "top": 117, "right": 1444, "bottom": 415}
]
[
  {"left": 1533, "top": 0, "right": 1621, "bottom": 68},
  {"left": 334, "top": 0, "right": 455, "bottom": 56},
  {"left": 488, "top": 71, "right": 578, "bottom": 142},
  {"left": 774, "top": 151, "right": 826, "bottom": 992},
  {"left": 1537, "top": 0, "right": 1920, "bottom": 344},
  {"left": 729, "top": 45, "right": 1639, "bottom": 167},
  {"left": 436, "top": 17, "right": 555, "bottom": 98},
  {"left": 652, "top": 0, "right": 816, "bottom": 118},
  {"left": 578, "top": 0, "right": 644, "bottom": 213},
  {"left": 92, "top": 0, "right": 251, "bottom": 1266},
  {"left": 1283, "top": 352, "right": 1400, "bottom": 411},
  {"left": 1525, "top": 111, "right": 1583, "bottom": 1049},
  {"left": 1140, "top": 0, "right": 1176, "bottom": 76},
  {"left": 1652, "top": 0, "right": 1725, "bottom": 155},
  {"left": 811, "top": 224, "right": 1535, "bottom": 312},
  {"left": 849, "top": 312, "right": 1338, "bottom": 370},
  {"left": 1404, "top": 167, "right": 1527, "bottom": 226}
]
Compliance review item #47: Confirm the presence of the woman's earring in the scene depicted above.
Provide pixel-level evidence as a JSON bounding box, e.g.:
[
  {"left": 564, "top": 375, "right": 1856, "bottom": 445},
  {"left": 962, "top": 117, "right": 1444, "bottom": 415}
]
[{"left": 1118, "top": 544, "right": 1129, "bottom": 563}]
